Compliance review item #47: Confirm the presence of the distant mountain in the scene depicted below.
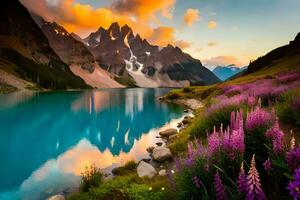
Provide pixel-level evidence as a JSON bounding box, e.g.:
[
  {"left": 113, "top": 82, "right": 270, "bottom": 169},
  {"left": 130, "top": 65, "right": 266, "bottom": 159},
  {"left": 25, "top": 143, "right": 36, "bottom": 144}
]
[
  {"left": 0, "top": 0, "right": 88, "bottom": 90},
  {"left": 82, "top": 22, "right": 220, "bottom": 87},
  {"left": 39, "top": 21, "right": 123, "bottom": 88},
  {"left": 212, "top": 65, "right": 247, "bottom": 81},
  {"left": 244, "top": 32, "right": 300, "bottom": 75}
]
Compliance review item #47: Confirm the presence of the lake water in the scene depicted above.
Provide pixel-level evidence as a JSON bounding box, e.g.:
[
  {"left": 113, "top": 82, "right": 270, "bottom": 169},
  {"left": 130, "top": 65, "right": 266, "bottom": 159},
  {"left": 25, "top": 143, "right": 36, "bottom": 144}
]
[{"left": 0, "top": 88, "right": 184, "bottom": 200}]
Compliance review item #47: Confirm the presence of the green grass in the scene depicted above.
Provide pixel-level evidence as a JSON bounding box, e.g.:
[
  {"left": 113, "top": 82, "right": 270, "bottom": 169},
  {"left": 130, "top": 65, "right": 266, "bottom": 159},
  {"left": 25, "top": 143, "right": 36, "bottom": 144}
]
[
  {"left": 68, "top": 174, "right": 172, "bottom": 200},
  {"left": 112, "top": 161, "right": 137, "bottom": 176}
]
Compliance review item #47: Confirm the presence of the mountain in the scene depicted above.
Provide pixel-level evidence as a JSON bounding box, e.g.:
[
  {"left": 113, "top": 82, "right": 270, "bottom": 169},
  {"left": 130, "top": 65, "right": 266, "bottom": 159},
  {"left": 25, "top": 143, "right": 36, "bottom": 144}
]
[
  {"left": 83, "top": 22, "right": 220, "bottom": 87},
  {"left": 244, "top": 32, "right": 300, "bottom": 75},
  {"left": 0, "top": 0, "right": 88, "bottom": 90},
  {"left": 39, "top": 20, "right": 123, "bottom": 88},
  {"left": 212, "top": 65, "right": 247, "bottom": 81}
]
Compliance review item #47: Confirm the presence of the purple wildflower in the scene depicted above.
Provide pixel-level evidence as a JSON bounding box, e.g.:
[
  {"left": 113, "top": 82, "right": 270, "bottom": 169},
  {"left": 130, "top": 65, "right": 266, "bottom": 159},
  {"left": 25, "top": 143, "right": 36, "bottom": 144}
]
[
  {"left": 186, "top": 142, "right": 195, "bottom": 166},
  {"left": 192, "top": 176, "right": 202, "bottom": 189},
  {"left": 246, "top": 155, "right": 266, "bottom": 200},
  {"left": 286, "top": 147, "right": 300, "bottom": 172},
  {"left": 293, "top": 97, "right": 300, "bottom": 110},
  {"left": 238, "top": 162, "right": 247, "bottom": 194},
  {"left": 290, "top": 132, "right": 295, "bottom": 150},
  {"left": 266, "top": 118, "right": 284, "bottom": 154},
  {"left": 287, "top": 166, "right": 300, "bottom": 200},
  {"left": 263, "top": 157, "right": 272, "bottom": 173},
  {"left": 175, "top": 158, "right": 183, "bottom": 171},
  {"left": 246, "top": 106, "right": 273, "bottom": 132},
  {"left": 247, "top": 96, "right": 257, "bottom": 107},
  {"left": 276, "top": 70, "right": 300, "bottom": 83},
  {"left": 167, "top": 170, "right": 176, "bottom": 190},
  {"left": 214, "top": 172, "right": 227, "bottom": 200},
  {"left": 207, "top": 110, "right": 245, "bottom": 159}
]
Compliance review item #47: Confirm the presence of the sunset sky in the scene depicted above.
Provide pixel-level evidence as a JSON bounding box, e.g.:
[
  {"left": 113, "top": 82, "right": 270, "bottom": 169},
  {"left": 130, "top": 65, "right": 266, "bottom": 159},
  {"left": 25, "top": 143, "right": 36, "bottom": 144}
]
[{"left": 21, "top": 0, "right": 300, "bottom": 68}]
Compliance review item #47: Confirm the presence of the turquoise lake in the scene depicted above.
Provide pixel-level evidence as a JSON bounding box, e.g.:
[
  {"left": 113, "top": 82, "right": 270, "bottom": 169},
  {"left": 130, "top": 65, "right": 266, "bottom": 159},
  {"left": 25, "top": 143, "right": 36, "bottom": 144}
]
[{"left": 0, "top": 88, "right": 184, "bottom": 200}]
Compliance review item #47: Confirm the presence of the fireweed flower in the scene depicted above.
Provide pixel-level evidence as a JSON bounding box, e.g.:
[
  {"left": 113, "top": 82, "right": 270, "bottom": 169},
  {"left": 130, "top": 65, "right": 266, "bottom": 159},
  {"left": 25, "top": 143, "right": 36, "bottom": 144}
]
[
  {"left": 286, "top": 147, "right": 300, "bottom": 172},
  {"left": 246, "top": 155, "right": 266, "bottom": 200},
  {"left": 290, "top": 130, "right": 295, "bottom": 150},
  {"left": 214, "top": 172, "right": 227, "bottom": 200},
  {"left": 192, "top": 176, "right": 202, "bottom": 188},
  {"left": 266, "top": 118, "right": 284, "bottom": 154},
  {"left": 186, "top": 142, "right": 195, "bottom": 166},
  {"left": 263, "top": 157, "right": 272, "bottom": 173},
  {"left": 167, "top": 170, "right": 176, "bottom": 190},
  {"left": 287, "top": 166, "right": 300, "bottom": 200},
  {"left": 246, "top": 106, "right": 273, "bottom": 132},
  {"left": 238, "top": 162, "right": 247, "bottom": 194},
  {"left": 207, "top": 110, "right": 245, "bottom": 159}
]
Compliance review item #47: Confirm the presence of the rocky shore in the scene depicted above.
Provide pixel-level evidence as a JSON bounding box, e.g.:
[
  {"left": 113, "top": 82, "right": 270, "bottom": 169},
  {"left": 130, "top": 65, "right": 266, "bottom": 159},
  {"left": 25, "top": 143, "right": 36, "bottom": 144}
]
[{"left": 134, "top": 112, "right": 194, "bottom": 179}]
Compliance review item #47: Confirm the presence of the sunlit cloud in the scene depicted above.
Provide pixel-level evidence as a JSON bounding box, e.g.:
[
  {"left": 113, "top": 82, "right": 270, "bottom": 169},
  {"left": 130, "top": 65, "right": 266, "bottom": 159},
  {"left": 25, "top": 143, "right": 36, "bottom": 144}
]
[
  {"left": 174, "top": 40, "right": 191, "bottom": 49},
  {"left": 208, "top": 20, "right": 217, "bottom": 29},
  {"left": 203, "top": 56, "right": 245, "bottom": 67},
  {"left": 20, "top": 0, "right": 183, "bottom": 47},
  {"left": 111, "top": 0, "right": 176, "bottom": 20},
  {"left": 208, "top": 42, "right": 217, "bottom": 47},
  {"left": 184, "top": 8, "right": 200, "bottom": 27}
]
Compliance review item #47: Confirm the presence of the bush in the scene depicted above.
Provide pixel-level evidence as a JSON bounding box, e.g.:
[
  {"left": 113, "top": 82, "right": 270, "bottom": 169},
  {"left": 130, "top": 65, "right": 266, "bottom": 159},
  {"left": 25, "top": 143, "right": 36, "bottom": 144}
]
[
  {"left": 80, "top": 164, "right": 103, "bottom": 192},
  {"left": 112, "top": 161, "right": 137, "bottom": 176},
  {"left": 191, "top": 105, "right": 240, "bottom": 138}
]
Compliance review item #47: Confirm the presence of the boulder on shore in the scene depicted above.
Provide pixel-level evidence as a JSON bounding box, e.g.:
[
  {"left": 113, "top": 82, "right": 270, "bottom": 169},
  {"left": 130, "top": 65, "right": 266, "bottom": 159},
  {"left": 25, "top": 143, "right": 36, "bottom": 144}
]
[
  {"left": 182, "top": 116, "right": 193, "bottom": 124},
  {"left": 47, "top": 195, "right": 65, "bottom": 200},
  {"left": 152, "top": 146, "right": 172, "bottom": 162},
  {"left": 137, "top": 161, "right": 157, "bottom": 178},
  {"left": 159, "top": 128, "right": 177, "bottom": 138},
  {"left": 159, "top": 169, "right": 167, "bottom": 176}
]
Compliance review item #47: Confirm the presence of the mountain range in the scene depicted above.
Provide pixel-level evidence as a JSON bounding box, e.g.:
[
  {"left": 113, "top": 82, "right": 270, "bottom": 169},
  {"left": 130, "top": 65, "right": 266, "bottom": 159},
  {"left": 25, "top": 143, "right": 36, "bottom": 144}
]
[
  {"left": 0, "top": 0, "right": 220, "bottom": 91},
  {"left": 212, "top": 65, "right": 247, "bottom": 81}
]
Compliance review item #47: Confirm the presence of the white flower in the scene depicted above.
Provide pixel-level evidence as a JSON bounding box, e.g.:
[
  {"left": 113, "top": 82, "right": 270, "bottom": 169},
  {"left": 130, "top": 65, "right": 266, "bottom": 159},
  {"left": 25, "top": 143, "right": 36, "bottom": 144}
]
[
  {"left": 161, "top": 187, "right": 165, "bottom": 191},
  {"left": 149, "top": 187, "right": 152, "bottom": 191},
  {"left": 171, "top": 170, "right": 175, "bottom": 174}
]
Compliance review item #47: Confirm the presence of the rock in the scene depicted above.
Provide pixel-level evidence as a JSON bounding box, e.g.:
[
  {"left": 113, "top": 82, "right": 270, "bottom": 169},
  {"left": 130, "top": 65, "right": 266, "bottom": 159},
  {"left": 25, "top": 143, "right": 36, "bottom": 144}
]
[
  {"left": 177, "top": 122, "right": 183, "bottom": 128},
  {"left": 156, "top": 142, "right": 163, "bottom": 146},
  {"left": 184, "top": 109, "right": 189, "bottom": 113},
  {"left": 152, "top": 147, "right": 172, "bottom": 162},
  {"left": 182, "top": 116, "right": 193, "bottom": 124},
  {"left": 47, "top": 195, "right": 65, "bottom": 200},
  {"left": 159, "top": 128, "right": 177, "bottom": 138},
  {"left": 146, "top": 146, "right": 155, "bottom": 154},
  {"left": 168, "top": 134, "right": 178, "bottom": 142},
  {"left": 142, "top": 158, "right": 151, "bottom": 163},
  {"left": 159, "top": 169, "right": 167, "bottom": 176},
  {"left": 137, "top": 161, "right": 157, "bottom": 178}
]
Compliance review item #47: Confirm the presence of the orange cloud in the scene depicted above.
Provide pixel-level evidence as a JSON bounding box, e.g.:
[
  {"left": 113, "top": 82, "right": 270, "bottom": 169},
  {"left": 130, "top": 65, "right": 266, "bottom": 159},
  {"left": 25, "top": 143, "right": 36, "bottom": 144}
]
[
  {"left": 111, "top": 0, "right": 176, "bottom": 20},
  {"left": 21, "top": 0, "right": 182, "bottom": 47},
  {"left": 174, "top": 40, "right": 191, "bottom": 49},
  {"left": 208, "top": 42, "right": 217, "bottom": 46},
  {"left": 147, "top": 27, "right": 190, "bottom": 48},
  {"left": 208, "top": 20, "right": 217, "bottom": 29},
  {"left": 203, "top": 56, "right": 245, "bottom": 67},
  {"left": 184, "top": 8, "right": 200, "bottom": 27},
  {"left": 148, "top": 26, "right": 175, "bottom": 47}
]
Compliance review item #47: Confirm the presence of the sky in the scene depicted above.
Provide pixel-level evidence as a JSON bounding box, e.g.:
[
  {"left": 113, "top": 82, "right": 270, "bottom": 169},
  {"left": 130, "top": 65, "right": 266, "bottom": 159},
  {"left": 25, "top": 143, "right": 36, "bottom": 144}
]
[{"left": 21, "top": 0, "right": 300, "bottom": 68}]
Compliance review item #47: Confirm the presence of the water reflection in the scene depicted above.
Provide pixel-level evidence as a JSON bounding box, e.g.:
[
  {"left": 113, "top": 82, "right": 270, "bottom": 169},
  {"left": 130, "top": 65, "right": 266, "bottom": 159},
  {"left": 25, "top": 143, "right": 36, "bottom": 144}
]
[{"left": 0, "top": 88, "right": 183, "bottom": 199}]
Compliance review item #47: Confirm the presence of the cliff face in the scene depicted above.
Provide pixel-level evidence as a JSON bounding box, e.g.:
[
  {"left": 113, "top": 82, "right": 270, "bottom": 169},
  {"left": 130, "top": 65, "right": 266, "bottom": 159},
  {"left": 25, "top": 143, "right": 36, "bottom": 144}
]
[
  {"left": 40, "top": 21, "right": 124, "bottom": 88},
  {"left": 0, "top": 0, "right": 87, "bottom": 89},
  {"left": 83, "top": 22, "right": 220, "bottom": 87}
]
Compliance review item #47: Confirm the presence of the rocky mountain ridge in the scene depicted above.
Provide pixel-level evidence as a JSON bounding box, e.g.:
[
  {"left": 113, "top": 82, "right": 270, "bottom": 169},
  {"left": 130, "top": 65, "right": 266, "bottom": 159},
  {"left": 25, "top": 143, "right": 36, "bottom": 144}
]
[{"left": 82, "top": 22, "right": 220, "bottom": 87}]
